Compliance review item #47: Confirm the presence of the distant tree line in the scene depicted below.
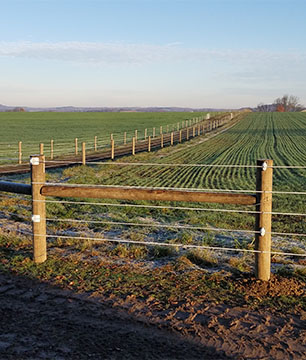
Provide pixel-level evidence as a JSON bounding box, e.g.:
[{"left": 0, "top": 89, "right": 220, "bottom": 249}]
[{"left": 255, "top": 95, "right": 305, "bottom": 112}]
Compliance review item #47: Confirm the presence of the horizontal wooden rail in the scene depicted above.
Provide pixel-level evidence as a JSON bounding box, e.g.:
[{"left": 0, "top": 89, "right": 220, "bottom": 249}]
[
  {"left": 41, "top": 184, "right": 257, "bottom": 205},
  {"left": 0, "top": 181, "right": 32, "bottom": 195}
]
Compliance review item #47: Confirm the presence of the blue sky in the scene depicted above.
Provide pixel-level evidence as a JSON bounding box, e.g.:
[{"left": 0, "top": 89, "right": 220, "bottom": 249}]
[{"left": 1, "top": 0, "right": 306, "bottom": 108}]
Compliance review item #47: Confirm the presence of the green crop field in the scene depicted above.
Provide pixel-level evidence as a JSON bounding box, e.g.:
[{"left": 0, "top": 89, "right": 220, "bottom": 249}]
[
  {"left": 1, "top": 112, "right": 305, "bottom": 269},
  {"left": 39, "top": 112, "right": 305, "bottom": 238},
  {"left": 0, "top": 111, "right": 207, "bottom": 163}
]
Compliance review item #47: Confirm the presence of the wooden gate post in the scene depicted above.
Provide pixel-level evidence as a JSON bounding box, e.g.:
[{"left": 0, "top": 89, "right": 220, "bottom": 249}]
[
  {"left": 30, "top": 155, "right": 46, "bottom": 263},
  {"left": 255, "top": 159, "right": 273, "bottom": 281},
  {"left": 18, "top": 141, "right": 22, "bottom": 164},
  {"left": 82, "top": 142, "right": 86, "bottom": 165}
]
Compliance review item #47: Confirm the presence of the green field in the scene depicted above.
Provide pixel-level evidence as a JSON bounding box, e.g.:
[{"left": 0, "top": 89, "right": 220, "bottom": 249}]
[
  {"left": 42, "top": 112, "right": 305, "bottom": 238},
  {"left": 1, "top": 112, "right": 305, "bottom": 263},
  {"left": 0, "top": 111, "right": 207, "bottom": 163}
]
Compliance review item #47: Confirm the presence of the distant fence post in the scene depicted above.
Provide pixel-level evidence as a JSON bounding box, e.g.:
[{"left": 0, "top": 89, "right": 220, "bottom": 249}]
[
  {"left": 255, "top": 159, "right": 273, "bottom": 281},
  {"left": 111, "top": 139, "right": 115, "bottom": 160},
  {"left": 94, "top": 136, "right": 97, "bottom": 151},
  {"left": 135, "top": 130, "right": 138, "bottom": 143},
  {"left": 186, "top": 128, "right": 189, "bottom": 140},
  {"left": 39, "top": 143, "right": 44, "bottom": 155},
  {"left": 30, "top": 155, "right": 46, "bottom": 263},
  {"left": 161, "top": 134, "right": 164, "bottom": 148},
  {"left": 50, "top": 140, "right": 54, "bottom": 160},
  {"left": 193, "top": 127, "right": 195, "bottom": 137},
  {"left": 166, "top": 125, "right": 169, "bottom": 133},
  {"left": 82, "top": 142, "right": 86, "bottom": 165},
  {"left": 144, "top": 128, "right": 147, "bottom": 140},
  {"left": 124, "top": 132, "right": 127, "bottom": 145},
  {"left": 171, "top": 132, "right": 174, "bottom": 145},
  {"left": 132, "top": 137, "right": 135, "bottom": 155},
  {"left": 177, "top": 122, "right": 180, "bottom": 131},
  {"left": 153, "top": 127, "right": 156, "bottom": 138},
  {"left": 148, "top": 136, "right": 151, "bottom": 152},
  {"left": 179, "top": 130, "right": 182, "bottom": 143},
  {"left": 160, "top": 126, "right": 162, "bottom": 135},
  {"left": 75, "top": 138, "right": 78, "bottom": 155},
  {"left": 18, "top": 141, "right": 22, "bottom": 164}
]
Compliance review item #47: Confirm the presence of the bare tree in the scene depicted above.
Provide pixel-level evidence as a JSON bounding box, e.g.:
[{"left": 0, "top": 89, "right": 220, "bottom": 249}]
[{"left": 273, "top": 95, "right": 303, "bottom": 112}]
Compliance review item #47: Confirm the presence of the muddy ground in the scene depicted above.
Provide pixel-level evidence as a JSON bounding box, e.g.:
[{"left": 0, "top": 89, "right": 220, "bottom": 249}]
[{"left": 0, "top": 271, "right": 305, "bottom": 360}]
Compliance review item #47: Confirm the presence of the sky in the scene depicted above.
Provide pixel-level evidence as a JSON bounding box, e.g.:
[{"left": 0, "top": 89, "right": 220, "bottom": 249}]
[{"left": 1, "top": 0, "right": 306, "bottom": 109}]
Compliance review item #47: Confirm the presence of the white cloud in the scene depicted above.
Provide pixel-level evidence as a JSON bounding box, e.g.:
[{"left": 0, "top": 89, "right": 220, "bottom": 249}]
[{"left": 1, "top": 41, "right": 305, "bottom": 66}]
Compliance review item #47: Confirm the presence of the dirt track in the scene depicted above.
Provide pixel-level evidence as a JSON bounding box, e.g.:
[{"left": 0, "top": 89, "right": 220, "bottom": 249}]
[
  {"left": 0, "top": 272, "right": 230, "bottom": 360},
  {"left": 0, "top": 271, "right": 305, "bottom": 360}
]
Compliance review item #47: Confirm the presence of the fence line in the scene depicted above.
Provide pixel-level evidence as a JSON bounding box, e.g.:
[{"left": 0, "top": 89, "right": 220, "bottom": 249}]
[{"left": 1, "top": 155, "right": 306, "bottom": 281}]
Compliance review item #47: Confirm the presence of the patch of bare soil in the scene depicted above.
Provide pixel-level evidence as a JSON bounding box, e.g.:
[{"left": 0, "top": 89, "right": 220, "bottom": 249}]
[
  {"left": 235, "top": 274, "right": 305, "bottom": 299},
  {"left": 0, "top": 271, "right": 305, "bottom": 360}
]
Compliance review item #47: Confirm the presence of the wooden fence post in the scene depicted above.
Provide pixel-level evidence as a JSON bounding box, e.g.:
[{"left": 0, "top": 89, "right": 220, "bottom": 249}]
[
  {"left": 255, "top": 159, "right": 273, "bottom": 281},
  {"left": 82, "top": 142, "right": 86, "bottom": 165},
  {"left": 179, "top": 130, "right": 182, "bottom": 143},
  {"left": 132, "top": 137, "right": 135, "bottom": 155},
  {"left": 111, "top": 139, "right": 115, "bottom": 160},
  {"left": 161, "top": 134, "right": 164, "bottom": 148},
  {"left": 177, "top": 122, "right": 180, "bottom": 131},
  {"left": 148, "top": 136, "right": 151, "bottom": 152},
  {"left": 18, "top": 141, "right": 22, "bottom": 164},
  {"left": 94, "top": 136, "right": 97, "bottom": 151},
  {"left": 39, "top": 143, "right": 44, "bottom": 155},
  {"left": 124, "top": 132, "right": 127, "bottom": 145},
  {"left": 50, "top": 139, "right": 54, "bottom": 160},
  {"left": 166, "top": 125, "right": 169, "bottom": 133},
  {"left": 186, "top": 128, "right": 189, "bottom": 140},
  {"left": 75, "top": 138, "right": 78, "bottom": 155},
  {"left": 110, "top": 133, "right": 113, "bottom": 141},
  {"left": 160, "top": 126, "right": 162, "bottom": 135},
  {"left": 171, "top": 132, "right": 174, "bottom": 145},
  {"left": 30, "top": 155, "right": 46, "bottom": 263},
  {"left": 193, "top": 127, "right": 195, "bottom": 137},
  {"left": 144, "top": 128, "right": 147, "bottom": 140},
  {"left": 135, "top": 130, "right": 138, "bottom": 143}
]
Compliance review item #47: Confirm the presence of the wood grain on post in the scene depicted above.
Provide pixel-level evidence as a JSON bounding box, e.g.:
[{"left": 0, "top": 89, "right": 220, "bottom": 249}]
[
  {"left": 82, "top": 142, "right": 86, "bottom": 165},
  {"left": 148, "top": 136, "right": 151, "bottom": 152},
  {"left": 18, "top": 141, "right": 22, "bottom": 164},
  {"left": 41, "top": 184, "right": 257, "bottom": 206},
  {"left": 50, "top": 140, "right": 54, "bottom": 160},
  {"left": 255, "top": 159, "right": 273, "bottom": 281},
  {"left": 111, "top": 139, "right": 115, "bottom": 160},
  {"left": 75, "top": 138, "right": 78, "bottom": 155},
  {"left": 132, "top": 137, "right": 135, "bottom": 155},
  {"left": 31, "top": 155, "right": 46, "bottom": 263}
]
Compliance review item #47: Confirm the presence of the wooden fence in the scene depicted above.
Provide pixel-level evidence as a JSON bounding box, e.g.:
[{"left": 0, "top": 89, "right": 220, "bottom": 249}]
[
  {"left": 0, "top": 155, "right": 273, "bottom": 281},
  {"left": 0, "top": 113, "right": 234, "bottom": 175}
]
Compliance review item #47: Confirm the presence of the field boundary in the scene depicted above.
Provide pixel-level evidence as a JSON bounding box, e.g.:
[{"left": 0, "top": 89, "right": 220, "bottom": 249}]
[{"left": 0, "top": 112, "right": 238, "bottom": 175}]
